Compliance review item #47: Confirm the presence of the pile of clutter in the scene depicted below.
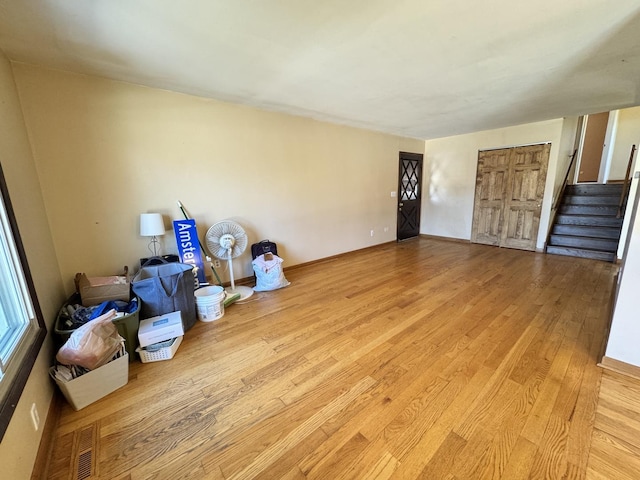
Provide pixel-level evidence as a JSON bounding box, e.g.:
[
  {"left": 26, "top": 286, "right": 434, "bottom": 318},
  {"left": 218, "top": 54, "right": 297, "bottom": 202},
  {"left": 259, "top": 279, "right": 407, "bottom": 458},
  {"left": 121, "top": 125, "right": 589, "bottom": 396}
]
[
  {"left": 50, "top": 306, "right": 131, "bottom": 411},
  {"left": 57, "top": 296, "right": 138, "bottom": 333},
  {"left": 50, "top": 235, "right": 292, "bottom": 410}
]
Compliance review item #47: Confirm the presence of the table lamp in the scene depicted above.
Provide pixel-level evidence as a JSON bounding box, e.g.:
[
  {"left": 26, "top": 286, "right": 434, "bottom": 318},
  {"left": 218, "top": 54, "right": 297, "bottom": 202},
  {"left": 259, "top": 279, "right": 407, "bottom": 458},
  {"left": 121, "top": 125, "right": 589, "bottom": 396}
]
[{"left": 139, "top": 213, "right": 165, "bottom": 257}]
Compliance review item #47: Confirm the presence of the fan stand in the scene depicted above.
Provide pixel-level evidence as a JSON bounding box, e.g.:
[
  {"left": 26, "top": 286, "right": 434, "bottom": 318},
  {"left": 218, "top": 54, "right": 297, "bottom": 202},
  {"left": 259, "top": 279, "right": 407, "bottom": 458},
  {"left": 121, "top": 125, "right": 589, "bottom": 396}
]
[{"left": 226, "top": 249, "right": 254, "bottom": 301}]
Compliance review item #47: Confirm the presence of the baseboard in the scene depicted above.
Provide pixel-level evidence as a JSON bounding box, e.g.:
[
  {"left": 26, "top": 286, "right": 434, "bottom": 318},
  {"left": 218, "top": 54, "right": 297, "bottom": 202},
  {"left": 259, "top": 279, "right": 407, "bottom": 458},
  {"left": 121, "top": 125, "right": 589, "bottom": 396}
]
[
  {"left": 31, "top": 391, "right": 62, "bottom": 480},
  {"left": 598, "top": 356, "right": 640, "bottom": 381},
  {"left": 419, "top": 234, "right": 470, "bottom": 244},
  {"left": 283, "top": 241, "right": 396, "bottom": 273}
]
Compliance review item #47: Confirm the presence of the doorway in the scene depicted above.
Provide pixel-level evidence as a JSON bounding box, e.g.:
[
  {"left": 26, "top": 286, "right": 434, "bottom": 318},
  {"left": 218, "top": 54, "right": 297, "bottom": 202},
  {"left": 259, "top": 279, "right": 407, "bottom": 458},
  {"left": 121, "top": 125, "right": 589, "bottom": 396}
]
[
  {"left": 397, "top": 152, "right": 423, "bottom": 241},
  {"left": 471, "top": 143, "right": 550, "bottom": 251},
  {"left": 577, "top": 112, "right": 609, "bottom": 183}
]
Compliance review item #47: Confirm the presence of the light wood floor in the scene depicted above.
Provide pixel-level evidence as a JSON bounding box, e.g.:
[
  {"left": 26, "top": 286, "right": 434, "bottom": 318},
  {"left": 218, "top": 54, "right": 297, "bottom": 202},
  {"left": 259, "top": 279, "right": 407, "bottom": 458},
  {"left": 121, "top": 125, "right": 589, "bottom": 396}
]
[
  {"left": 587, "top": 371, "right": 640, "bottom": 479},
  {"left": 43, "top": 237, "right": 640, "bottom": 479}
]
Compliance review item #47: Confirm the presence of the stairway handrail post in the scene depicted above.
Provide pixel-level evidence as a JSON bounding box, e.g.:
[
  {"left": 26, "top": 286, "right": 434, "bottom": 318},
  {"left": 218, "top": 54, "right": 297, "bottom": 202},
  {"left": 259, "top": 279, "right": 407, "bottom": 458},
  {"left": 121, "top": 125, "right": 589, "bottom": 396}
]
[
  {"left": 553, "top": 149, "right": 578, "bottom": 212},
  {"left": 617, "top": 144, "right": 636, "bottom": 218}
]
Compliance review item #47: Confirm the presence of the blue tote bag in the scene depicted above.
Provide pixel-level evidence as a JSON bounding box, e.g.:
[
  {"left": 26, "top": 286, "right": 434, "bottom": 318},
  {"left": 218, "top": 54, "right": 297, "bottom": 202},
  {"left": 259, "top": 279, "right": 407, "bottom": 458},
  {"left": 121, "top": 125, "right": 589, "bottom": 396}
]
[{"left": 131, "top": 262, "right": 197, "bottom": 331}]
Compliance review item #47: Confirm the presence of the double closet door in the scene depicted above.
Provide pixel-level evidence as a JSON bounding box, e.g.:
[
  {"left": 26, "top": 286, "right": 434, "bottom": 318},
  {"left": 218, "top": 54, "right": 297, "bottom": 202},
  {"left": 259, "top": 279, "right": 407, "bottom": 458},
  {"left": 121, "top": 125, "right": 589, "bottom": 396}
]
[{"left": 471, "top": 143, "right": 550, "bottom": 252}]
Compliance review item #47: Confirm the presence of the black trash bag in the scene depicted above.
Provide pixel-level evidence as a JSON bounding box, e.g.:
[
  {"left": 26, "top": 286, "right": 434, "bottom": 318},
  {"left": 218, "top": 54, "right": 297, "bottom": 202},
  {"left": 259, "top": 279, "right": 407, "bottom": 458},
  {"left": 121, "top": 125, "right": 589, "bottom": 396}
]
[{"left": 131, "top": 262, "right": 197, "bottom": 331}]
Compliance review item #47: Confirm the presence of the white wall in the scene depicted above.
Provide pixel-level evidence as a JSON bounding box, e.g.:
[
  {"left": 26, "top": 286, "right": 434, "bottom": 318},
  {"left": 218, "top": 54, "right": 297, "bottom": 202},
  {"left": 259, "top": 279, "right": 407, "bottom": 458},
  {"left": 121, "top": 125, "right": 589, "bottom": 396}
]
[
  {"left": 422, "top": 119, "right": 572, "bottom": 249},
  {"left": 599, "top": 107, "right": 640, "bottom": 363},
  {"left": 609, "top": 107, "right": 640, "bottom": 258},
  {"left": 551, "top": 116, "right": 580, "bottom": 221},
  {"left": 0, "top": 53, "right": 65, "bottom": 479},
  {"left": 617, "top": 165, "right": 639, "bottom": 260},
  {"left": 608, "top": 106, "right": 640, "bottom": 181},
  {"left": 605, "top": 173, "right": 640, "bottom": 366},
  {"left": 13, "top": 64, "right": 424, "bottom": 295}
]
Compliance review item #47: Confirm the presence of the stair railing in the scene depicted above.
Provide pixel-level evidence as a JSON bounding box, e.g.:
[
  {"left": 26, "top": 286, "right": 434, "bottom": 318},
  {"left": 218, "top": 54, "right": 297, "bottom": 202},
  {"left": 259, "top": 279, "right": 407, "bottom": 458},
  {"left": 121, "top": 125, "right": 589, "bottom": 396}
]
[
  {"left": 617, "top": 144, "right": 636, "bottom": 218},
  {"left": 546, "top": 149, "right": 578, "bottom": 250},
  {"left": 553, "top": 148, "right": 578, "bottom": 212}
]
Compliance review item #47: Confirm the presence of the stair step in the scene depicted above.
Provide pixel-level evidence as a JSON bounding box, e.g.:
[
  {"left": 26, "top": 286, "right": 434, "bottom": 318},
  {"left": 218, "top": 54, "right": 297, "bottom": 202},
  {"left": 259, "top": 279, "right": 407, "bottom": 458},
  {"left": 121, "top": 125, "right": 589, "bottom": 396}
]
[
  {"left": 558, "top": 204, "right": 618, "bottom": 216},
  {"left": 565, "top": 184, "right": 624, "bottom": 196},
  {"left": 547, "top": 182, "right": 625, "bottom": 263},
  {"left": 548, "top": 234, "right": 618, "bottom": 251},
  {"left": 555, "top": 214, "right": 623, "bottom": 227},
  {"left": 551, "top": 224, "right": 621, "bottom": 238},
  {"left": 562, "top": 195, "right": 620, "bottom": 206},
  {"left": 546, "top": 245, "right": 616, "bottom": 262}
]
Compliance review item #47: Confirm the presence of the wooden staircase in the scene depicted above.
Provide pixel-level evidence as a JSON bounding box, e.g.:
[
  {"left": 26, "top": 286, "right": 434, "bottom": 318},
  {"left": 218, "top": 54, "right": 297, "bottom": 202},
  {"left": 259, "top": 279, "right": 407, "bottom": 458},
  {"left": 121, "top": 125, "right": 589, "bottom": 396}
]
[{"left": 546, "top": 183, "right": 624, "bottom": 262}]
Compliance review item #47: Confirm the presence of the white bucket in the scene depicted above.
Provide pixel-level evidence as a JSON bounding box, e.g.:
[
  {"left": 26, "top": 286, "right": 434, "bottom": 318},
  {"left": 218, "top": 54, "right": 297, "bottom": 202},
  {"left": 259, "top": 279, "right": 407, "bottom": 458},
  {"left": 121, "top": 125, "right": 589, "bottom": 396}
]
[{"left": 195, "top": 286, "right": 225, "bottom": 322}]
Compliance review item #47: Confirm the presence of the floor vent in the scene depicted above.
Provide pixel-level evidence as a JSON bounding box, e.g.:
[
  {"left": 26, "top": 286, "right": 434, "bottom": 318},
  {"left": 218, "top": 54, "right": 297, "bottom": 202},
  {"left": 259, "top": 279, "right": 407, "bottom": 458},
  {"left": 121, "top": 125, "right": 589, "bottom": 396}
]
[
  {"left": 74, "top": 424, "right": 97, "bottom": 479},
  {"left": 77, "top": 451, "right": 92, "bottom": 480}
]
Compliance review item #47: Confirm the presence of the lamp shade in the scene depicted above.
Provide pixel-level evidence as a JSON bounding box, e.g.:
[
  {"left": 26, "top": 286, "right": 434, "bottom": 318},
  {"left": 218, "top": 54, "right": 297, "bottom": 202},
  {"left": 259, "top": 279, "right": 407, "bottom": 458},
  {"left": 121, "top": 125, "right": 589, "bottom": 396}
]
[{"left": 140, "top": 213, "right": 166, "bottom": 237}]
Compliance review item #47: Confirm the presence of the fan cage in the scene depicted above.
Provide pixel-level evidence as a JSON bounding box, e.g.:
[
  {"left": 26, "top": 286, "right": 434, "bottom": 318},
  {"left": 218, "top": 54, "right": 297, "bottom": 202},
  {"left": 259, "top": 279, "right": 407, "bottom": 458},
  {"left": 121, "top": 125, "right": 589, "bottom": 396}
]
[{"left": 205, "top": 220, "right": 248, "bottom": 259}]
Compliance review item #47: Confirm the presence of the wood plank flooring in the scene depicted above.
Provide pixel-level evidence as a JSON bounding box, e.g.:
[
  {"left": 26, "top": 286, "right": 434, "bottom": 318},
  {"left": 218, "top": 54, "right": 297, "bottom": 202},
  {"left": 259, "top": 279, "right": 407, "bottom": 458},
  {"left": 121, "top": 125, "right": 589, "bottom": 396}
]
[
  {"left": 586, "top": 371, "right": 640, "bottom": 479},
  {"left": 44, "top": 237, "right": 634, "bottom": 479}
]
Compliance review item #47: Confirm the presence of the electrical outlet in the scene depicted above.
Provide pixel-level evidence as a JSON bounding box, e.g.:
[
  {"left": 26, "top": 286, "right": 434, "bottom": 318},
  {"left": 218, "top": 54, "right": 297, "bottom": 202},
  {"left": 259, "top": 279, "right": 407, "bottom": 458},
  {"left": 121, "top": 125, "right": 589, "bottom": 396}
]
[
  {"left": 213, "top": 259, "right": 221, "bottom": 268},
  {"left": 370, "top": 229, "right": 374, "bottom": 237},
  {"left": 384, "top": 226, "right": 389, "bottom": 232},
  {"left": 30, "top": 403, "right": 39, "bottom": 431}
]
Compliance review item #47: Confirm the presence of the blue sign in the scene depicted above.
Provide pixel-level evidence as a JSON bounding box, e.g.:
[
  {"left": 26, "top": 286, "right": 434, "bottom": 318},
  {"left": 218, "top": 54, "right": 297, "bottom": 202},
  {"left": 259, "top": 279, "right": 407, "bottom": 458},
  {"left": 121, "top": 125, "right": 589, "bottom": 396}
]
[{"left": 173, "top": 219, "right": 207, "bottom": 285}]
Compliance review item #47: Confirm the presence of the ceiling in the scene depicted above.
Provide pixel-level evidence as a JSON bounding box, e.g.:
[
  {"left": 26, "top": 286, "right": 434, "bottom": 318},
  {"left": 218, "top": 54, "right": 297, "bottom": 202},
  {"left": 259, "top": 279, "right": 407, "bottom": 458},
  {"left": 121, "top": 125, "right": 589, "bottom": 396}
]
[{"left": 1, "top": 0, "right": 639, "bottom": 140}]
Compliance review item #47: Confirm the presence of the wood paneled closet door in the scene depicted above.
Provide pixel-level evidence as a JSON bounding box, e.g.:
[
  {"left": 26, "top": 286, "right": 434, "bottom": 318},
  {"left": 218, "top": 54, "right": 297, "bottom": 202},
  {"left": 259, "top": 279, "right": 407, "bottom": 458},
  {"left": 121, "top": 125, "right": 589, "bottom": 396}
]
[{"left": 471, "top": 143, "right": 550, "bottom": 251}]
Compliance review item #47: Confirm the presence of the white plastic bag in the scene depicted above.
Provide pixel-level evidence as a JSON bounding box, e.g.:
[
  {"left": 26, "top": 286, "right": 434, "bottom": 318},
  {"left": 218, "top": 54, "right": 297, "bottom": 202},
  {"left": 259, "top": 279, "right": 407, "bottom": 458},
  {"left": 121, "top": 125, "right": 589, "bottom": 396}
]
[
  {"left": 252, "top": 253, "right": 290, "bottom": 292},
  {"left": 56, "top": 309, "right": 125, "bottom": 370}
]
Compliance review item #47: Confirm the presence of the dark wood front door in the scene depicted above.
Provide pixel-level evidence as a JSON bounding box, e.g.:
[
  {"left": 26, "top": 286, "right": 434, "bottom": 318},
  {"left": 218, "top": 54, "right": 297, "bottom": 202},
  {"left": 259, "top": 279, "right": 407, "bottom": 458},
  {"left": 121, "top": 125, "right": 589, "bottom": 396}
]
[{"left": 397, "top": 152, "right": 423, "bottom": 241}]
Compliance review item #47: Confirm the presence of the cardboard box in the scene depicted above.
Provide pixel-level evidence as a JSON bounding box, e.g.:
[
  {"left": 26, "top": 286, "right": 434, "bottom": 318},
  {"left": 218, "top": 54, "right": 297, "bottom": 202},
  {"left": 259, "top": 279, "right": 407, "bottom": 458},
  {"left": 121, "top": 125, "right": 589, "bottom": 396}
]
[
  {"left": 76, "top": 272, "right": 130, "bottom": 306},
  {"left": 51, "top": 353, "right": 129, "bottom": 410},
  {"left": 138, "top": 311, "right": 184, "bottom": 348}
]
